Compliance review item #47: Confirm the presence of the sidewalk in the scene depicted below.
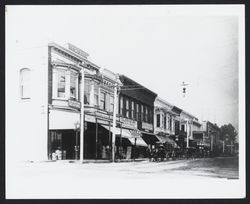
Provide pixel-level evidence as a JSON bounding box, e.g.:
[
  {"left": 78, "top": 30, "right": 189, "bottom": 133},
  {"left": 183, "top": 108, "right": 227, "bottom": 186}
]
[{"left": 44, "top": 158, "right": 149, "bottom": 164}]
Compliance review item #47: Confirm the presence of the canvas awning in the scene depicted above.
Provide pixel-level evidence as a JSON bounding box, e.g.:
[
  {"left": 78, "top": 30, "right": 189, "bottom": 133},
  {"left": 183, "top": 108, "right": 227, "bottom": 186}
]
[{"left": 101, "top": 126, "right": 147, "bottom": 147}]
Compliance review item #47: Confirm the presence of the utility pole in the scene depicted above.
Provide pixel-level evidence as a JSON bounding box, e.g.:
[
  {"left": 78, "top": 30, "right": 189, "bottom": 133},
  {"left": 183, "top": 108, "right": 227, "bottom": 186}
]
[
  {"left": 112, "top": 82, "right": 118, "bottom": 162},
  {"left": 80, "top": 67, "right": 85, "bottom": 162}
]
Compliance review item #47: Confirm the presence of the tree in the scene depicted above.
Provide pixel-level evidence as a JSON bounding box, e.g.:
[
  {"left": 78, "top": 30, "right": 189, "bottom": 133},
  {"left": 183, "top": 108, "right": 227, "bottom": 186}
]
[{"left": 220, "top": 123, "right": 238, "bottom": 143}]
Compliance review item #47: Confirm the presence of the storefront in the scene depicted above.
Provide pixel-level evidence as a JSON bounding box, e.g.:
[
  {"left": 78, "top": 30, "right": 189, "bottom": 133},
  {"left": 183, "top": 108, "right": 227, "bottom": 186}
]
[{"left": 48, "top": 108, "right": 81, "bottom": 160}]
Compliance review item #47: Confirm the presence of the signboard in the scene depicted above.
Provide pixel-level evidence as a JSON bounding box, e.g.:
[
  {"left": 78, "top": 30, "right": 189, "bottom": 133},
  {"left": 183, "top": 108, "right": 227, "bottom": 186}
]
[
  {"left": 68, "top": 100, "right": 81, "bottom": 109},
  {"left": 120, "top": 117, "right": 137, "bottom": 129},
  {"left": 67, "top": 43, "right": 89, "bottom": 59},
  {"left": 95, "top": 111, "right": 111, "bottom": 121},
  {"left": 97, "top": 119, "right": 110, "bottom": 126},
  {"left": 85, "top": 114, "right": 95, "bottom": 123},
  {"left": 142, "top": 122, "right": 153, "bottom": 131}
]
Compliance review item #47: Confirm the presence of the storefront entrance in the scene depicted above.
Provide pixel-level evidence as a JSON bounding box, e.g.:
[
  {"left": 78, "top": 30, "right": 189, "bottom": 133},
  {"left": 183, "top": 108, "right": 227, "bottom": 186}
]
[{"left": 48, "top": 130, "right": 79, "bottom": 160}]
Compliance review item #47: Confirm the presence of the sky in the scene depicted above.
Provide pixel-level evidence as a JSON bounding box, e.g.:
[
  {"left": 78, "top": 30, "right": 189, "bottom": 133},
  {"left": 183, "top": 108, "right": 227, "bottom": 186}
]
[{"left": 6, "top": 5, "right": 243, "bottom": 130}]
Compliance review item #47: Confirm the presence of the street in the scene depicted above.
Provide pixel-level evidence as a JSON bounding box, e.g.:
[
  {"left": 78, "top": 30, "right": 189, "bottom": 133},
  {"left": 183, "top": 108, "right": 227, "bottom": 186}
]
[{"left": 6, "top": 157, "right": 239, "bottom": 198}]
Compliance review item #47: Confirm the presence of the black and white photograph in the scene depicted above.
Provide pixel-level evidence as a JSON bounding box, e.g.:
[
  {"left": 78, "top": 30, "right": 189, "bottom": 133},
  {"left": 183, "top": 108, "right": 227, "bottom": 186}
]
[{"left": 5, "top": 5, "right": 245, "bottom": 199}]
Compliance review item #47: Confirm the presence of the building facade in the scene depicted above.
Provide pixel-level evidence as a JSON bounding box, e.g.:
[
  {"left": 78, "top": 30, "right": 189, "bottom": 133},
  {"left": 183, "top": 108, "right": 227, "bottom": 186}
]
[
  {"left": 154, "top": 97, "right": 177, "bottom": 150},
  {"left": 202, "top": 121, "right": 221, "bottom": 155},
  {"left": 117, "top": 75, "right": 157, "bottom": 158},
  {"left": 8, "top": 42, "right": 123, "bottom": 161}
]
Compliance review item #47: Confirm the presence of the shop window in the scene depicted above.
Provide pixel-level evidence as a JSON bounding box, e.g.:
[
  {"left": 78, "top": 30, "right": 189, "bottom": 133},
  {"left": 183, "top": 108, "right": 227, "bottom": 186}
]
[
  {"left": 20, "top": 68, "right": 31, "bottom": 99},
  {"left": 156, "top": 114, "right": 160, "bottom": 127}
]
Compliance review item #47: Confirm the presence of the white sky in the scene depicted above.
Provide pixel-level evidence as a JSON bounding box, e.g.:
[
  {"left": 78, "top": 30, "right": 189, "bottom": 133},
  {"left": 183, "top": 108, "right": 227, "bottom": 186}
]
[{"left": 6, "top": 5, "right": 243, "bottom": 130}]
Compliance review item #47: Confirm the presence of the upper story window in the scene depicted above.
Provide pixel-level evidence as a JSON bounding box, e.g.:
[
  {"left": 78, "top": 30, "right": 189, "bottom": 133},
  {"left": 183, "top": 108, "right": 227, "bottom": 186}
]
[
  {"left": 84, "top": 79, "right": 91, "bottom": 104},
  {"left": 131, "top": 101, "right": 135, "bottom": 119},
  {"left": 70, "top": 71, "right": 78, "bottom": 99},
  {"left": 145, "top": 106, "right": 148, "bottom": 122},
  {"left": 164, "top": 115, "right": 167, "bottom": 129},
  {"left": 94, "top": 83, "right": 99, "bottom": 106},
  {"left": 125, "top": 99, "right": 129, "bottom": 118},
  {"left": 156, "top": 114, "right": 160, "bottom": 127},
  {"left": 57, "top": 69, "right": 66, "bottom": 98},
  {"left": 170, "top": 116, "right": 172, "bottom": 131},
  {"left": 181, "top": 124, "right": 185, "bottom": 132},
  {"left": 120, "top": 96, "right": 123, "bottom": 115},
  {"left": 110, "top": 95, "right": 114, "bottom": 113},
  {"left": 141, "top": 105, "right": 144, "bottom": 121},
  {"left": 53, "top": 67, "right": 79, "bottom": 101},
  {"left": 136, "top": 103, "right": 139, "bottom": 120},
  {"left": 20, "top": 68, "right": 31, "bottom": 99},
  {"left": 100, "top": 92, "right": 105, "bottom": 110}
]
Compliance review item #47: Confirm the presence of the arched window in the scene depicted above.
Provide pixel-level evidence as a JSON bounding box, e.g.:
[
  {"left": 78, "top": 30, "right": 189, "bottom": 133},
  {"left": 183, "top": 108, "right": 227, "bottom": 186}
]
[{"left": 20, "top": 68, "right": 31, "bottom": 99}]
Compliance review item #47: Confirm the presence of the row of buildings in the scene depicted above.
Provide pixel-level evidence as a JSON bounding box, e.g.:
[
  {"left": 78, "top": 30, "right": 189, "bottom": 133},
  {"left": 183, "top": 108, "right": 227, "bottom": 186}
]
[{"left": 8, "top": 42, "right": 222, "bottom": 161}]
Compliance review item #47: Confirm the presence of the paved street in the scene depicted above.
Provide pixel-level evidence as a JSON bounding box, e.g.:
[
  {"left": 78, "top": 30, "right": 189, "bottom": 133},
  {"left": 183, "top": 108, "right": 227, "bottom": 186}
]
[{"left": 6, "top": 157, "right": 239, "bottom": 198}]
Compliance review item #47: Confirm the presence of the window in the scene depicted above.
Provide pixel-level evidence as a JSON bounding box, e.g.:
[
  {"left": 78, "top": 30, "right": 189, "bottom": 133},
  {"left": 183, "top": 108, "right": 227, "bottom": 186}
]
[
  {"left": 70, "top": 71, "right": 77, "bottom": 99},
  {"left": 126, "top": 99, "right": 129, "bottom": 117},
  {"left": 157, "top": 114, "right": 160, "bottom": 127},
  {"left": 94, "top": 83, "right": 99, "bottom": 106},
  {"left": 141, "top": 105, "right": 144, "bottom": 121},
  {"left": 148, "top": 109, "right": 152, "bottom": 123},
  {"left": 181, "top": 124, "right": 185, "bottom": 132},
  {"left": 57, "top": 69, "right": 66, "bottom": 98},
  {"left": 100, "top": 92, "right": 105, "bottom": 110},
  {"left": 120, "top": 96, "right": 123, "bottom": 115},
  {"left": 131, "top": 101, "right": 135, "bottom": 119},
  {"left": 110, "top": 95, "right": 114, "bottom": 113},
  {"left": 84, "top": 79, "right": 91, "bottom": 104},
  {"left": 105, "top": 93, "right": 110, "bottom": 111},
  {"left": 20, "top": 68, "right": 31, "bottom": 99},
  {"left": 145, "top": 106, "right": 148, "bottom": 122},
  {"left": 170, "top": 116, "right": 172, "bottom": 131},
  {"left": 164, "top": 115, "right": 167, "bottom": 129},
  {"left": 136, "top": 104, "right": 139, "bottom": 120}
]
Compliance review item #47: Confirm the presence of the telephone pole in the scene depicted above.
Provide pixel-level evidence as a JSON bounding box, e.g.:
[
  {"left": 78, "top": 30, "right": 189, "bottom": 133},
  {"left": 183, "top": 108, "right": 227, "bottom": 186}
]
[{"left": 112, "top": 82, "right": 118, "bottom": 162}]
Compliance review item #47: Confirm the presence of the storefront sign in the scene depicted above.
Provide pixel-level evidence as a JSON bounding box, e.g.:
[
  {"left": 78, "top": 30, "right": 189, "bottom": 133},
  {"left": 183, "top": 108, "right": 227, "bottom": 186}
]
[
  {"left": 97, "top": 119, "right": 110, "bottom": 126},
  {"left": 68, "top": 43, "right": 89, "bottom": 59},
  {"left": 68, "top": 100, "right": 81, "bottom": 109},
  {"left": 120, "top": 117, "right": 137, "bottom": 129},
  {"left": 95, "top": 111, "right": 111, "bottom": 121},
  {"left": 85, "top": 114, "right": 95, "bottom": 123},
  {"left": 142, "top": 122, "right": 153, "bottom": 131}
]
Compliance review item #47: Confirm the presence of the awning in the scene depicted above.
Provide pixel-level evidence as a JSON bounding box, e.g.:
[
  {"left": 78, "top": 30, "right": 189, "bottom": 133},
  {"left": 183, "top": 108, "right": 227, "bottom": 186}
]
[
  {"left": 141, "top": 132, "right": 159, "bottom": 145},
  {"left": 155, "top": 135, "right": 176, "bottom": 146},
  {"left": 127, "top": 137, "right": 148, "bottom": 147},
  {"left": 101, "top": 125, "right": 121, "bottom": 135},
  {"left": 101, "top": 125, "right": 147, "bottom": 147}
]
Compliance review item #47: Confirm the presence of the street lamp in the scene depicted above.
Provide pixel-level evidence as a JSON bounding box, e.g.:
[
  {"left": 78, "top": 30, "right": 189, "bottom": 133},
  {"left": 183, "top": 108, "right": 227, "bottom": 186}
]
[{"left": 74, "top": 121, "right": 80, "bottom": 160}]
